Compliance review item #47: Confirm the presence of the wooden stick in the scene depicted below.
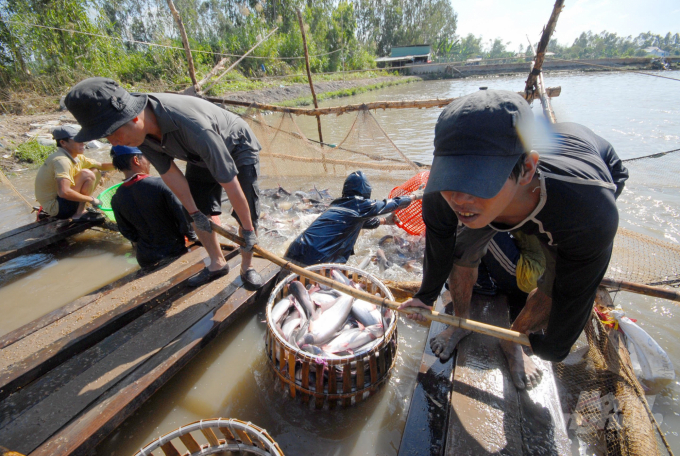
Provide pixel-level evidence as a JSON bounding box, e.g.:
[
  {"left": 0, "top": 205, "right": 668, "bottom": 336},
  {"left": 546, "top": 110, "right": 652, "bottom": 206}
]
[
  {"left": 201, "top": 28, "right": 279, "bottom": 94},
  {"left": 166, "top": 0, "right": 198, "bottom": 92},
  {"left": 200, "top": 87, "right": 561, "bottom": 115},
  {"left": 601, "top": 277, "right": 680, "bottom": 304},
  {"left": 210, "top": 222, "right": 530, "bottom": 346},
  {"left": 296, "top": 10, "right": 324, "bottom": 148},
  {"left": 524, "top": 0, "right": 564, "bottom": 100},
  {"left": 526, "top": 35, "right": 557, "bottom": 123}
]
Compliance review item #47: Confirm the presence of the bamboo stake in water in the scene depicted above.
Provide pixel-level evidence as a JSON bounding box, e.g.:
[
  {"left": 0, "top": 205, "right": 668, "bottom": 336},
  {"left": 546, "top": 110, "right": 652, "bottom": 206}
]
[{"left": 210, "top": 222, "right": 531, "bottom": 347}]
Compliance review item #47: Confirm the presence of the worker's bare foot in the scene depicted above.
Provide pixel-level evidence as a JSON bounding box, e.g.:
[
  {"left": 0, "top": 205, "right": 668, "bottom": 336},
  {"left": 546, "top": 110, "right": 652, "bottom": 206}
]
[
  {"left": 429, "top": 327, "right": 471, "bottom": 362},
  {"left": 500, "top": 341, "right": 543, "bottom": 390}
]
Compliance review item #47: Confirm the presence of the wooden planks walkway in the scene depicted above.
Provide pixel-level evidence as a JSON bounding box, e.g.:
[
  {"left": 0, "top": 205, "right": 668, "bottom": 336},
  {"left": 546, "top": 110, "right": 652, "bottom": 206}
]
[
  {"left": 0, "top": 218, "right": 100, "bottom": 265},
  {"left": 0, "top": 252, "right": 280, "bottom": 455}
]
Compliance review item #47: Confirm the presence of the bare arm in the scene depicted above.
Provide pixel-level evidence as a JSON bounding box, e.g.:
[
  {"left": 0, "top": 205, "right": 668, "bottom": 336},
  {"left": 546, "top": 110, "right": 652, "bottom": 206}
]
[
  {"left": 159, "top": 161, "right": 200, "bottom": 214},
  {"left": 57, "top": 178, "right": 95, "bottom": 203},
  {"left": 221, "top": 177, "right": 254, "bottom": 231},
  {"left": 97, "top": 162, "right": 116, "bottom": 172}
]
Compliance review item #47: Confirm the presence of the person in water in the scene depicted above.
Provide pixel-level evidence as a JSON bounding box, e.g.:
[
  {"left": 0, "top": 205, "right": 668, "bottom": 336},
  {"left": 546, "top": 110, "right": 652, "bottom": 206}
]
[
  {"left": 65, "top": 77, "right": 263, "bottom": 288},
  {"left": 109, "top": 145, "right": 196, "bottom": 268},
  {"left": 400, "top": 89, "right": 628, "bottom": 390},
  {"left": 34, "top": 125, "right": 114, "bottom": 221},
  {"left": 284, "top": 171, "right": 421, "bottom": 266}
]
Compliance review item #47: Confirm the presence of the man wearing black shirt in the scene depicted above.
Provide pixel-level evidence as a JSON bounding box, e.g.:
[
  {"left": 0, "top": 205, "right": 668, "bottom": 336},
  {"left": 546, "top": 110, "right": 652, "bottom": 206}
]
[
  {"left": 110, "top": 146, "right": 195, "bottom": 268},
  {"left": 400, "top": 90, "right": 628, "bottom": 390}
]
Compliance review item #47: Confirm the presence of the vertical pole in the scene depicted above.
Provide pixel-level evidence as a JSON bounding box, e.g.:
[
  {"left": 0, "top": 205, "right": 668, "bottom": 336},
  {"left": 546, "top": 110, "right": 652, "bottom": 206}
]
[
  {"left": 523, "top": 0, "right": 564, "bottom": 100},
  {"left": 526, "top": 36, "right": 557, "bottom": 124},
  {"left": 166, "top": 0, "right": 199, "bottom": 93},
  {"left": 296, "top": 9, "right": 324, "bottom": 146}
]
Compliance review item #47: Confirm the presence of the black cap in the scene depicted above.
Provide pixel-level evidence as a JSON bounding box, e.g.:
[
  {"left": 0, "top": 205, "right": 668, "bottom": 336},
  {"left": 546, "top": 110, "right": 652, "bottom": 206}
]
[
  {"left": 425, "top": 90, "right": 534, "bottom": 199},
  {"left": 64, "top": 77, "right": 147, "bottom": 142},
  {"left": 52, "top": 125, "right": 79, "bottom": 141}
]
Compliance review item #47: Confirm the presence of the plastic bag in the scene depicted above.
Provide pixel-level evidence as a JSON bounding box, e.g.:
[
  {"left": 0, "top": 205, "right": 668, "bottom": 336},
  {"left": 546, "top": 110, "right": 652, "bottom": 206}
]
[{"left": 611, "top": 310, "right": 675, "bottom": 394}]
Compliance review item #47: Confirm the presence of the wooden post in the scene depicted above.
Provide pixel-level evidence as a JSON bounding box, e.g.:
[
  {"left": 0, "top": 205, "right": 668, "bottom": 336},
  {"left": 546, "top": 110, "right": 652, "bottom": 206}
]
[
  {"left": 526, "top": 36, "right": 557, "bottom": 123},
  {"left": 524, "top": 0, "right": 564, "bottom": 100},
  {"left": 166, "top": 0, "right": 199, "bottom": 92},
  {"left": 296, "top": 9, "right": 324, "bottom": 145}
]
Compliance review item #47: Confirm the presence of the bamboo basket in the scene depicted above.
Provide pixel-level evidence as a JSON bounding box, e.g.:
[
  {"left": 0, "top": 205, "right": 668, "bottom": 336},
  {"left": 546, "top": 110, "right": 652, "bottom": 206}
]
[
  {"left": 265, "top": 264, "right": 398, "bottom": 409},
  {"left": 133, "top": 418, "right": 283, "bottom": 456}
]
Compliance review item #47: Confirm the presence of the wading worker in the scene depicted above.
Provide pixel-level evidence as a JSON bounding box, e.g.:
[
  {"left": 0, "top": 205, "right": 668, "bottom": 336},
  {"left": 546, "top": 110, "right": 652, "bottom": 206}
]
[
  {"left": 64, "top": 78, "right": 263, "bottom": 288},
  {"left": 400, "top": 89, "right": 628, "bottom": 391},
  {"left": 34, "top": 125, "right": 113, "bottom": 222},
  {"left": 284, "top": 171, "right": 420, "bottom": 267},
  {"left": 109, "top": 145, "right": 196, "bottom": 268}
]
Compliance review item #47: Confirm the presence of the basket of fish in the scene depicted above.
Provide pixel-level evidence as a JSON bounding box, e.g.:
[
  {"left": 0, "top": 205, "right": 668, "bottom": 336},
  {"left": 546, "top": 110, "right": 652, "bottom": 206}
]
[{"left": 265, "top": 264, "right": 398, "bottom": 408}]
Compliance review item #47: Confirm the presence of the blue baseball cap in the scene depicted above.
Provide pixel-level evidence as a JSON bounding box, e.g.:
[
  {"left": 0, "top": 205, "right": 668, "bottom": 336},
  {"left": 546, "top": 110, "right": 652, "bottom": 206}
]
[{"left": 111, "top": 145, "right": 143, "bottom": 156}]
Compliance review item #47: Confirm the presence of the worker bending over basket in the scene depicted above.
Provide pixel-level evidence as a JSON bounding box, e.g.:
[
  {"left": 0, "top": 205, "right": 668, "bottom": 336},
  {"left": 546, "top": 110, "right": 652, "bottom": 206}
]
[
  {"left": 400, "top": 89, "right": 628, "bottom": 391},
  {"left": 65, "top": 78, "right": 263, "bottom": 288},
  {"left": 109, "top": 145, "right": 196, "bottom": 268},
  {"left": 284, "top": 171, "right": 421, "bottom": 266}
]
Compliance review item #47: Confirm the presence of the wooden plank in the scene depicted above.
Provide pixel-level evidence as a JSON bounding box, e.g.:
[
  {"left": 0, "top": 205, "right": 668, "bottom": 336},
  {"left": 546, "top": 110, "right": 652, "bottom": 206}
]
[
  {"left": 0, "top": 248, "right": 215, "bottom": 401},
  {"left": 0, "top": 219, "right": 97, "bottom": 265},
  {"left": 28, "top": 260, "right": 280, "bottom": 456},
  {"left": 398, "top": 294, "right": 454, "bottom": 456},
  {"left": 444, "top": 293, "right": 570, "bottom": 455}
]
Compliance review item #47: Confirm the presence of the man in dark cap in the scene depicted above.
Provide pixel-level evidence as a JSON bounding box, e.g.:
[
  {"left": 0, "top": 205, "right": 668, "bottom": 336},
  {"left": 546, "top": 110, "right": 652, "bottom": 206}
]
[
  {"left": 400, "top": 89, "right": 628, "bottom": 390},
  {"left": 109, "top": 145, "right": 196, "bottom": 268},
  {"left": 284, "top": 170, "right": 420, "bottom": 266},
  {"left": 64, "top": 78, "right": 263, "bottom": 288},
  {"left": 34, "top": 125, "right": 114, "bottom": 221}
]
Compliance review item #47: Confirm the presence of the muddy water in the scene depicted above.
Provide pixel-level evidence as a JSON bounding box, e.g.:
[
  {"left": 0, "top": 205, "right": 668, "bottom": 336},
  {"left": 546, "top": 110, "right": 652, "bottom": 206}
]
[{"left": 1, "top": 71, "right": 678, "bottom": 454}]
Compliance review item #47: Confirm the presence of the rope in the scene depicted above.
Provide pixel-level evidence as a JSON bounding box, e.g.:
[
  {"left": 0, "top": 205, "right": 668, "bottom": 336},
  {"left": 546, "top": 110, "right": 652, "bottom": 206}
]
[
  {"left": 0, "top": 167, "right": 35, "bottom": 210},
  {"left": 2, "top": 20, "right": 344, "bottom": 60},
  {"left": 623, "top": 147, "right": 680, "bottom": 162},
  {"left": 550, "top": 58, "right": 680, "bottom": 82}
]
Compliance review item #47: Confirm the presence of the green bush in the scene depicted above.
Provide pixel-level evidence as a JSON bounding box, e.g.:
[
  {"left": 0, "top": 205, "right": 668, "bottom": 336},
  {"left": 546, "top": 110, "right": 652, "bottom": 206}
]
[{"left": 14, "top": 140, "right": 55, "bottom": 164}]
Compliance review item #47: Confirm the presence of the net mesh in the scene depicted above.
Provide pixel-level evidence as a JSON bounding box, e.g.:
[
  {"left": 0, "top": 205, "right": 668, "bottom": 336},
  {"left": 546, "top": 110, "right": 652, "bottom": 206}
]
[
  {"left": 608, "top": 228, "right": 680, "bottom": 287},
  {"left": 555, "top": 311, "right": 671, "bottom": 456}
]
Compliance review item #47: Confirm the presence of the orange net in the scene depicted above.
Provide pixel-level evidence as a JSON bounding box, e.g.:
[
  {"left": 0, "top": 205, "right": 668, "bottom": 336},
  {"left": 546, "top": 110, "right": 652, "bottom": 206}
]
[{"left": 388, "top": 171, "right": 429, "bottom": 235}]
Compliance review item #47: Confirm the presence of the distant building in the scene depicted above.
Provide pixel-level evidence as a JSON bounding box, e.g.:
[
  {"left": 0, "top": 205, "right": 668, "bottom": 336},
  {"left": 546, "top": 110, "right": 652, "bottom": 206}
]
[
  {"left": 644, "top": 46, "right": 669, "bottom": 57},
  {"left": 376, "top": 45, "right": 431, "bottom": 68}
]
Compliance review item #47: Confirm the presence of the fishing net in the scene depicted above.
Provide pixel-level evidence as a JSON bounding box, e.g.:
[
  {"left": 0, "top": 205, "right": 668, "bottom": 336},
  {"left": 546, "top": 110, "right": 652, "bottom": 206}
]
[
  {"left": 242, "top": 106, "right": 422, "bottom": 195},
  {"left": 608, "top": 228, "right": 680, "bottom": 287},
  {"left": 554, "top": 310, "right": 672, "bottom": 456}
]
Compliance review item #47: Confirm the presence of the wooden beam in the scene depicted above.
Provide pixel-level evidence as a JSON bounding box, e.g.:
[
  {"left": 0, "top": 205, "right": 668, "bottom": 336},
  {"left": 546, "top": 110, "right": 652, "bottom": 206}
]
[
  {"left": 524, "top": 0, "right": 565, "bottom": 100},
  {"left": 201, "top": 87, "right": 561, "bottom": 116},
  {"left": 166, "top": 0, "right": 198, "bottom": 92},
  {"left": 526, "top": 36, "right": 557, "bottom": 123},
  {"left": 296, "top": 9, "right": 324, "bottom": 146},
  {"left": 601, "top": 277, "right": 680, "bottom": 303}
]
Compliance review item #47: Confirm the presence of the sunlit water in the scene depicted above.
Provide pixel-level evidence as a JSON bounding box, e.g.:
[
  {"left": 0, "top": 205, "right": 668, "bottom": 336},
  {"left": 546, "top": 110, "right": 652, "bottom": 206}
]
[{"left": 0, "top": 71, "right": 678, "bottom": 454}]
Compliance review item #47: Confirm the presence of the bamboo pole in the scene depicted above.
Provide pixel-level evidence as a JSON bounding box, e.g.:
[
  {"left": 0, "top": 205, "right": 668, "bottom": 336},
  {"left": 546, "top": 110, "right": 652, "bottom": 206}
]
[
  {"left": 201, "top": 28, "right": 279, "bottom": 95},
  {"left": 601, "top": 278, "right": 680, "bottom": 304},
  {"left": 526, "top": 35, "right": 557, "bottom": 123},
  {"left": 524, "top": 0, "right": 565, "bottom": 100},
  {"left": 296, "top": 9, "right": 324, "bottom": 146},
  {"left": 166, "top": 0, "right": 198, "bottom": 92},
  {"left": 210, "top": 222, "right": 531, "bottom": 346},
  {"left": 199, "top": 87, "right": 561, "bottom": 116}
]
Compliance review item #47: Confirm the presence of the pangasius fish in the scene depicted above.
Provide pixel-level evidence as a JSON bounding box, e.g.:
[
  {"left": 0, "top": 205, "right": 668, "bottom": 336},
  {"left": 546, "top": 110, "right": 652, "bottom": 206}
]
[{"left": 299, "top": 294, "right": 354, "bottom": 345}]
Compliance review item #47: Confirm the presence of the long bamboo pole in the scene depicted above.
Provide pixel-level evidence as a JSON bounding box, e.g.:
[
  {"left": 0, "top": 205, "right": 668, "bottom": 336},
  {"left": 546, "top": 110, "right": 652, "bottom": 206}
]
[
  {"left": 210, "top": 222, "right": 530, "bottom": 346},
  {"left": 201, "top": 28, "right": 279, "bottom": 94},
  {"left": 166, "top": 0, "right": 198, "bottom": 93},
  {"left": 199, "top": 87, "right": 561, "bottom": 116},
  {"left": 524, "top": 0, "right": 565, "bottom": 100},
  {"left": 601, "top": 278, "right": 680, "bottom": 304},
  {"left": 296, "top": 9, "right": 324, "bottom": 146}
]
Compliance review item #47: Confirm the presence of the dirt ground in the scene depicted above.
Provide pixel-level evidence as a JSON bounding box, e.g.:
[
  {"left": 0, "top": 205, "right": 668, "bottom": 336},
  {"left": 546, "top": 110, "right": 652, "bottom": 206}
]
[{"left": 0, "top": 76, "right": 412, "bottom": 172}]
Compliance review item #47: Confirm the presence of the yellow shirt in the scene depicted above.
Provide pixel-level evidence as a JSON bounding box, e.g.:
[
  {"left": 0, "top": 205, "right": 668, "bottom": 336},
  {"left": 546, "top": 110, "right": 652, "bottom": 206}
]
[
  {"left": 34, "top": 148, "right": 101, "bottom": 216},
  {"left": 514, "top": 231, "right": 547, "bottom": 293}
]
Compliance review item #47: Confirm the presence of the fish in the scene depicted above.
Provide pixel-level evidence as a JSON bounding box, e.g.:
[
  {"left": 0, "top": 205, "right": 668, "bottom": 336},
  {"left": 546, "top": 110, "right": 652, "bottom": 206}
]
[
  {"left": 281, "top": 314, "right": 301, "bottom": 340},
  {"left": 289, "top": 295, "right": 309, "bottom": 326},
  {"left": 330, "top": 269, "right": 351, "bottom": 286},
  {"left": 351, "top": 299, "right": 382, "bottom": 326},
  {"left": 357, "top": 255, "right": 371, "bottom": 270},
  {"left": 310, "top": 291, "right": 340, "bottom": 311},
  {"left": 323, "top": 324, "right": 385, "bottom": 354},
  {"left": 299, "top": 293, "right": 354, "bottom": 345},
  {"left": 375, "top": 248, "right": 393, "bottom": 272},
  {"left": 271, "top": 296, "right": 293, "bottom": 325},
  {"left": 289, "top": 281, "right": 315, "bottom": 319}
]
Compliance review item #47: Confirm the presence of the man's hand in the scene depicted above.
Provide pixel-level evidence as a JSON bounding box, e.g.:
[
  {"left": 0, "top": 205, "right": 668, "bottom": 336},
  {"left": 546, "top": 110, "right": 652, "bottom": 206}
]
[
  {"left": 411, "top": 188, "right": 425, "bottom": 200},
  {"left": 91, "top": 197, "right": 103, "bottom": 208},
  {"left": 242, "top": 229, "right": 258, "bottom": 252},
  {"left": 398, "top": 297, "right": 432, "bottom": 322},
  {"left": 190, "top": 211, "right": 212, "bottom": 233}
]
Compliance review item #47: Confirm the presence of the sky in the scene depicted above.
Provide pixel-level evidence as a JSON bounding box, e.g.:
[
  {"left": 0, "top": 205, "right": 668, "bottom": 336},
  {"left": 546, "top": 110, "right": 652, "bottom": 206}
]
[{"left": 452, "top": 0, "right": 680, "bottom": 51}]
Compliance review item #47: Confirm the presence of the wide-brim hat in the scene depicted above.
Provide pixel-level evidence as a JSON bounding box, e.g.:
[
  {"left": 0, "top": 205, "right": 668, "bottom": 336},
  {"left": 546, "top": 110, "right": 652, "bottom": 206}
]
[
  {"left": 64, "top": 77, "right": 147, "bottom": 143},
  {"left": 425, "top": 89, "right": 534, "bottom": 199}
]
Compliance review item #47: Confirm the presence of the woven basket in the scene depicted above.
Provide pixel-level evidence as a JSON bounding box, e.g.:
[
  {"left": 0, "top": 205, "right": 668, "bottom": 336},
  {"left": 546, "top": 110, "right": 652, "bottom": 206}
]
[
  {"left": 96, "top": 181, "right": 123, "bottom": 222},
  {"left": 265, "top": 264, "right": 398, "bottom": 408}
]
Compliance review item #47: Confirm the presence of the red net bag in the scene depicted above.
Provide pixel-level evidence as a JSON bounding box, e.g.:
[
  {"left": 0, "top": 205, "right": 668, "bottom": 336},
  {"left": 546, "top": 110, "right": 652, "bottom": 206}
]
[{"left": 388, "top": 171, "right": 429, "bottom": 236}]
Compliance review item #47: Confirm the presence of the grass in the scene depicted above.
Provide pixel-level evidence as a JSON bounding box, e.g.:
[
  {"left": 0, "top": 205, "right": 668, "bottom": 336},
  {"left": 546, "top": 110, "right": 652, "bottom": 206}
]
[
  {"left": 276, "top": 76, "right": 419, "bottom": 107},
  {"left": 14, "top": 140, "right": 55, "bottom": 164}
]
